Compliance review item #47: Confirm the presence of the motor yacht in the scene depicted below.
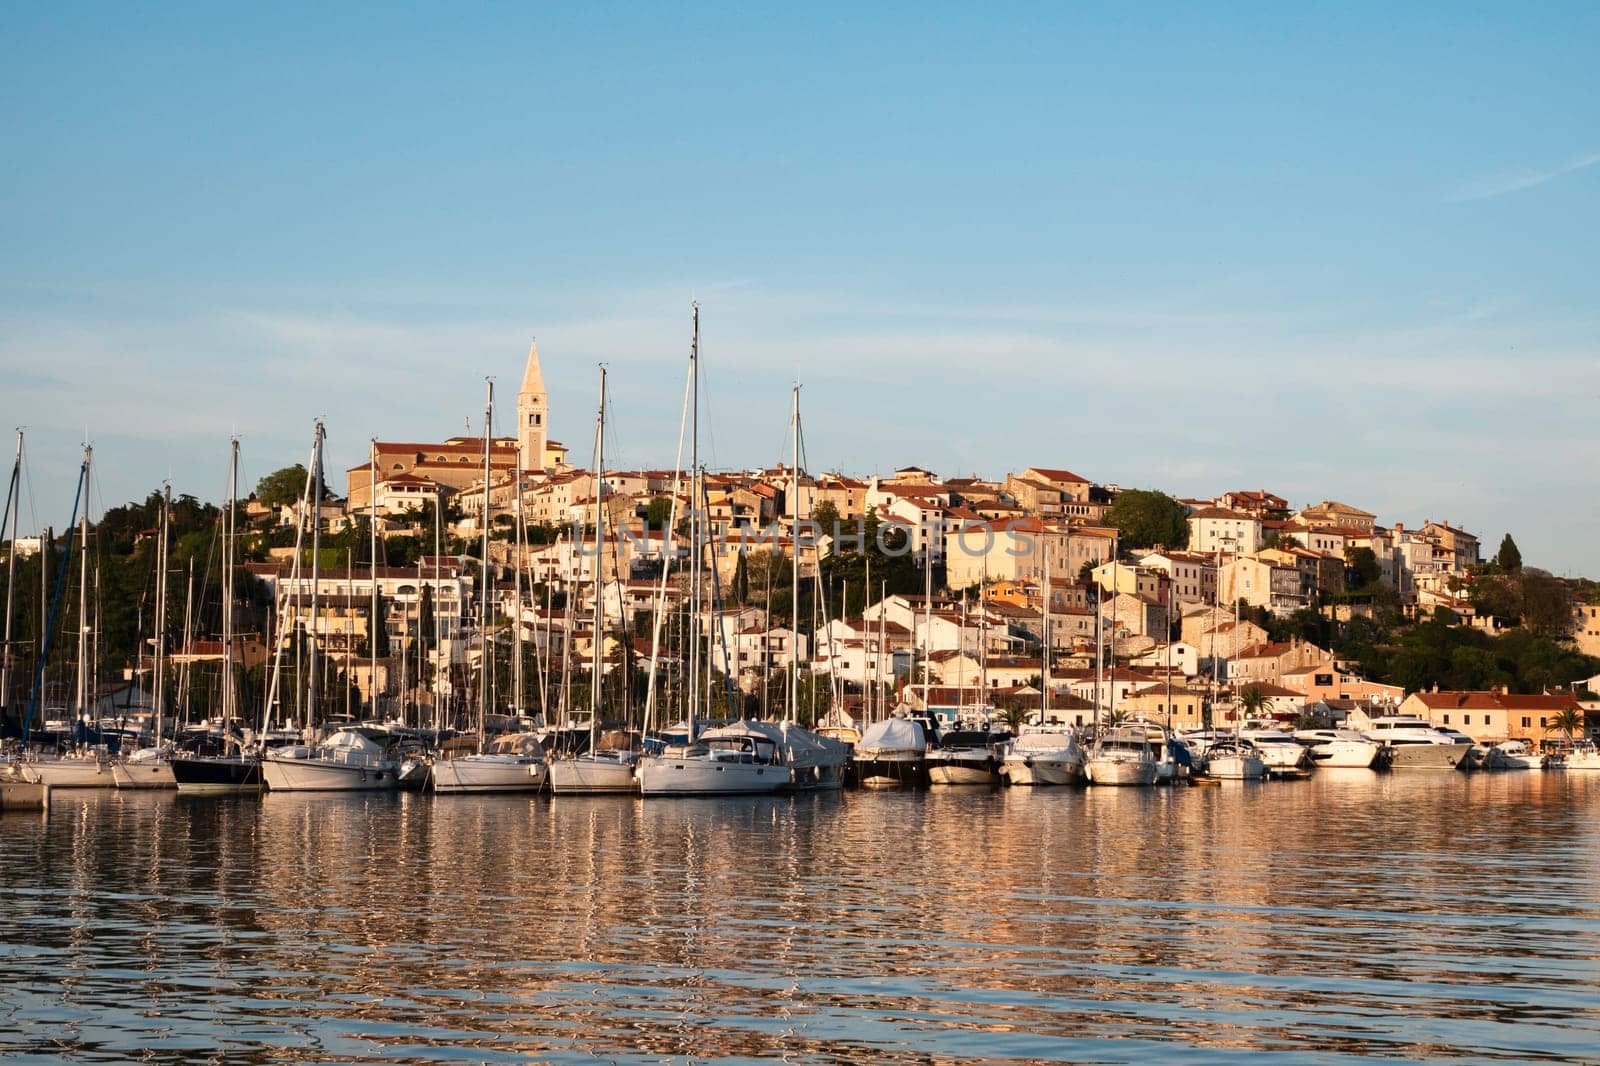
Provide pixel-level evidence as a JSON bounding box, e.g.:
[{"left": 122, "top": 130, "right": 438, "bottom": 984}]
[
  {"left": 1293, "top": 728, "right": 1387, "bottom": 769},
  {"left": 1362, "top": 716, "right": 1472, "bottom": 770},
  {"left": 927, "top": 728, "right": 1007, "bottom": 786},
  {"left": 1000, "top": 728, "right": 1087, "bottom": 786}
]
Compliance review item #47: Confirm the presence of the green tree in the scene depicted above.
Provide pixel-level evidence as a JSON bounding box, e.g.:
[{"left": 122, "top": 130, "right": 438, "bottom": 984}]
[
  {"left": 644, "top": 496, "right": 675, "bottom": 527},
  {"left": 255, "top": 464, "right": 318, "bottom": 507},
  {"left": 811, "top": 500, "right": 840, "bottom": 536},
  {"left": 1496, "top": 533, "right": 1522, "bottom": 573},
  {"left": 1345, "top": 547, "right": 1382, "bottom": 592},
  {"left": 1103, "top": 489, "right": 1188, "bottom": 549},
  {"left": 1519, "top": 569, "right": 1571, "bottom": 637}
]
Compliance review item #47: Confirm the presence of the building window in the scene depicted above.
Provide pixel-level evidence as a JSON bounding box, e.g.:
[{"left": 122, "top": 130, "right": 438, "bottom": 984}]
[
  {"left": 1522, "top": 716, "right": 1531, "bottom": 728},
  {"left": 1443, "top": 714, "right": 1451, "bottom": 724},
  {"left": 1463, "top": 715, "right": 1470, "bottom": 725}
]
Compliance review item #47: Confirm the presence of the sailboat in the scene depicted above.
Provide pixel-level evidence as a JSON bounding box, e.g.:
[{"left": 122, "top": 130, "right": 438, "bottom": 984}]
[
  {"left": 20, "top": 444, "right": 122, "bottom": 789},
  {"left": 765, "top": 383, "right": 850, "bottom": 791},
  {"left": 638, "top": 306, "right": 791, "bottom": 797},
  {"left": 1084, "top": 565, "right": 1158, "bottom": 787},
  {"left": 549, "top": 366, "right": 640, "bottom": 794},
  {"left": 261, "top": 422, "right": 401, "bottom": 792},
  {"left": 113, "top": 482, "right": 178, "bottom": 789},
  {"left": 433, "top": 380, "right": 548, "bottom": 794},
  {"left": 170, "top": 440, "right": 263, "bottom": 792}
]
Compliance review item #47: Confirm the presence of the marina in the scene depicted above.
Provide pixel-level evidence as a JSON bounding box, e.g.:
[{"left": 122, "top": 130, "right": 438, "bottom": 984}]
[{"left": 3, "top": 771, "right": 1599, "bottom": 1063}]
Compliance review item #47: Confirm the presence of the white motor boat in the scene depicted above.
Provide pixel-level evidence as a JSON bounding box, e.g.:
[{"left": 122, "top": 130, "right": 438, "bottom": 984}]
[
  {"left": 432, "top": 732, "right": 549, "bottom": 793},
  {"left": 927, "top": 729, "right": 1006, "bottom": 786},
  {"left": 111, "top": 747, "right": 178, "bottom": 790},
  {"left": 1001, "top": 729, "right": 1087, "bottom": 786},
  {"left": 851, "top": 715, "right": 932, "bottom": 789},
  {"left": 261, "top": 727, "right": 401, "bottom": 792},
  {"left": 1483, "top": 739, "right": 1544, "bottom": 771},
  {"left": 1564, "top": 742, "right": 1600, "bottom": 770},
  {"left": 1294, "top": 728, "right": 1386, "bottom": 769},
  {"left": 1239, "top": 727, "right": 1314, "bottom": 777},
  {"left": 1085, "top": 726, "right": 1159, "bottom": 787},
  {"left": 1362, "top": 716, "right": 1472, "bottom": 770},
  {"left": 1200, "top": 737, "right": 1267, "bottom": 780}
]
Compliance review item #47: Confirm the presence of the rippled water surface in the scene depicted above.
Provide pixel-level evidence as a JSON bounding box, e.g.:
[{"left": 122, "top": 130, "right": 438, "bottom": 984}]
[{"left": 4, "top": 771, "right": 1600, "bottom": 1063}]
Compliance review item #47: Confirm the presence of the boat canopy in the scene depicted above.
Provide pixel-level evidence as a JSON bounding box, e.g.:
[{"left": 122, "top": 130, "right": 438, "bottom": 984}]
[{"left": 857, "top": 716, "right": 925, "bottom": 755}]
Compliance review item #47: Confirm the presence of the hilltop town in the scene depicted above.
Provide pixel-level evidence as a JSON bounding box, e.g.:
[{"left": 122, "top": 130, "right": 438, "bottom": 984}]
[{"left": 4, "top": 342, "right": 1597, "bottom": 748}]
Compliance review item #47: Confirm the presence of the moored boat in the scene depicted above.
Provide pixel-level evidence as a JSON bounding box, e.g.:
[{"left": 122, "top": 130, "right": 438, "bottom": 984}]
[{"left": 1000, "top": 729, "right": 1087, "bottom": 786}]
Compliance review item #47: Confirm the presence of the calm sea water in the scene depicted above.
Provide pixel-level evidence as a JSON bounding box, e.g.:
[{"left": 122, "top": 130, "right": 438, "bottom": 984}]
[{"left": 3, "top": 771, "right": 1599, "bottom": 1064}]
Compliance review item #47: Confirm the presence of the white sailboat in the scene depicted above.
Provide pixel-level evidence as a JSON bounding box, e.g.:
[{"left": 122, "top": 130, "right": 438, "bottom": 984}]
[
  {"left": 638, "top": 306, "right": 790, "bottom": 797},
  {"left": 262, "top": 422, "right": 401, "bottom": 792},
  {"left": 434, "top": 381, "right": 549, "bottom": 794},
  {"left": 114, "top": 482, "right": 178, "bottom": 789},
  {"left": 551, "top": 366, "right": 640, "bottom": 794},
  {"left": 22, "top": 444, "right": 121, "bottom": 789}
]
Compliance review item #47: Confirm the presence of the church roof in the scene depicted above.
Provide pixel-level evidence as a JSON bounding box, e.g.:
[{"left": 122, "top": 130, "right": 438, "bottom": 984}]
[{"left": 521, "top": 341, "right": 547, "bottom": 398}]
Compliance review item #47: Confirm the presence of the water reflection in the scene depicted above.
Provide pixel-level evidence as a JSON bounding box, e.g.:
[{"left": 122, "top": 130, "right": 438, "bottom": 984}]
[{"left": 3, "top": 774, "right": 1600, "bottom": 1063}]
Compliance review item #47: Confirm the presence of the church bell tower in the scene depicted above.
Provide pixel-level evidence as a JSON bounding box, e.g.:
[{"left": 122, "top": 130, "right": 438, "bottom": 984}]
[{"left": 517, "top": 341, "right": 549, "bottom": 472}]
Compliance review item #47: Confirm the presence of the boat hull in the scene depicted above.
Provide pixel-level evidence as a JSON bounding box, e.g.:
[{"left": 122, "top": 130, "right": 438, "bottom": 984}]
[
  {"left": 1387, "top": 743, "right": 1469, "bottom": 770},
  {"left": 111, "top": 759, "right": 178, "bottom": 790},
  {"left": 1307, "top": 742, "right": 1382, "bottom": 769},
  {"left": 548, "top": 756, "right": 637, "bottom": 794},
  {"left": 927, "top": 756, "right": 998, "bottom": 786},
  {"left": 1001, "top": 753, "right": 1085, "bottom": 786},
  {"left": 171, "top": 755, "right": 262, "bottom": 793},
  {"left": 1204, "top": 754, "right": 1267, "bottom": 780},
  {"left": 261, "top": 756, "right": 399, "bottom": 791},
  {"left": 637, "top": 756, "right": 789, "bottom": 796},
  {"left": 21, "top": 759, "right": 117, "bottom": 788},
  {"left": 851, "top": 755, "right": 927, "bottom": 789},
  {"left": 432, "top": 755, "right": 548, "bottom": 793},
  {"left": 1085, "top": 757, "right": 1158, "bottom": 786}
]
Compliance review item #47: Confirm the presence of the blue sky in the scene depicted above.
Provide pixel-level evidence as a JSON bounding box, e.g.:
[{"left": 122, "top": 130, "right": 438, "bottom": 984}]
[{"left": 2, "top": 3, "right": 1596, "bottom": 571}]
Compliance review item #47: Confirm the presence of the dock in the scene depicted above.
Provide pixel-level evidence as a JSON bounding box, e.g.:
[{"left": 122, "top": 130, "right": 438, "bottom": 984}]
[{"left": 0, "top": 781, "right": 50, "bottom": 810}]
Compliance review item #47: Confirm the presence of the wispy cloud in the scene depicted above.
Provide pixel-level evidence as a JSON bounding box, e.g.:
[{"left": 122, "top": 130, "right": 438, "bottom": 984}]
[{"left": 1447, "top": 150, "right": 1600, "bottom": 203}]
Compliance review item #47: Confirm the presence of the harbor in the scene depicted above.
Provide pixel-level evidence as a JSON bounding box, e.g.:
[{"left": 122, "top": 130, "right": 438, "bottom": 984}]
[{"left": 3, "top": 771, "right": 1599, "bottom": 1064}]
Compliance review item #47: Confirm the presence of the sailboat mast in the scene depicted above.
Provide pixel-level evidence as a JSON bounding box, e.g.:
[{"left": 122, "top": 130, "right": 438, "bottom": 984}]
[
  {"left": 222, "top": 439, "right": 238, "bottom": 735},
  {"left": 370, "top": 438, "right": 380, "bottom": 722},
  {"left": 76, "top": 444, "right": 91, "bottom": 725},
  {"left": 863, "top": 553, "right": 871, "bottom": 724},
  {"left": 790, "top": 385, "right": 800, "bottom": 723},
  {"left": 589, "top": 367, "right": 607, "bottom": 747},
  {"left": 512, "top": 442, "right": 524, "bottom": 718},
  {"left": 642, "top": 351, "right": 694, "bottom": 736},
  {"left": 307, "top": 421, "right": 324, "bottom": 729},
  {"left": 479, "top": 380, "right": 493, "bottom": 750},
  {"left": 152, "top": 483, "right": 169, "bottom": 748},
  {"left": 687, "top": 305, "right": 699, "bottom": 743},
  {"left": 1042, "top": 524, "right": 1051, "bottom": 724},
  {"left": 433, "top": 488, "right": 443, "bottom": 730},
  {"left": 1, "top": 430, "right": 22, "bottom": 713}
]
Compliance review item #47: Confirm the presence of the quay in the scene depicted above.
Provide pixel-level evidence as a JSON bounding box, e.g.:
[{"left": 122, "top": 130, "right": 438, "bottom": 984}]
[{"left": 0, "top": 781, "right": 49, "bottom": 811}]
